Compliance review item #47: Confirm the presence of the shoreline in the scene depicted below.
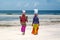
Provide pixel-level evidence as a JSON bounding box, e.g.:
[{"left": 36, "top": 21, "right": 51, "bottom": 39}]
[
  {"left": 0, "top": 15, "right": 60, "bottom": 26},
  {"left": 0, "top": 21, "right": 60, "bottom": 27}
]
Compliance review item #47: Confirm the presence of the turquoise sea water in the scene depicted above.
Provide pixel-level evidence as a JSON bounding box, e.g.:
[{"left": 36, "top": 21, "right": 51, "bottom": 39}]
[
  {"left": 0, "top": 10, "right": 60, "bottom": 21},
  {"left": 0, "top": 10, "right": 60, "bottom": 15}
]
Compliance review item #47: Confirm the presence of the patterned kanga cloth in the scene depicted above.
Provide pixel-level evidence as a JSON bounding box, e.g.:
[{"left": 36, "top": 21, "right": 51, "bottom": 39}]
[
  {"left": 21, "top": 25, "right": 26, "bottom": 32},
  {"left": 32, "top": 24, "right": 39, "bottom": 35}
]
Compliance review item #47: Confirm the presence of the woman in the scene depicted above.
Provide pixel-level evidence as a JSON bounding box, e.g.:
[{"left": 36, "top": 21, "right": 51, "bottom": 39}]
[
  {"left": 32, "top": 9, "right": 39, "bottom": 35},
  {"left": 19, "top": 10, "right": 28, "bottom": 35}
]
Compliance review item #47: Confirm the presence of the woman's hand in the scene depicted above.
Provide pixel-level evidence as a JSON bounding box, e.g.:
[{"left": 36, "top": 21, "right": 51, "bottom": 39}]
[
  {"left": 38, "top": 24, "right": 40, "bottom": 26},
  {"left": 32, "top": 24, "right": 33, "bottom": 26}
]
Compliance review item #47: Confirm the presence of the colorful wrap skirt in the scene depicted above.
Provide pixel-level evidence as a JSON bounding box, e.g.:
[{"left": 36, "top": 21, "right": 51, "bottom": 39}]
[
  {"left": 32, "top": 24, "right": 39, "bottom": 35},
  {"left": 21, "top": 22, "right": 26, "bottom": 32}
]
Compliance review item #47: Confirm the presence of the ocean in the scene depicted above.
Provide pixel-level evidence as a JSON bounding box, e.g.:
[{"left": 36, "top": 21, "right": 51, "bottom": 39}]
[
  {"left": 0, "top": 10, "right": 60, "bottom": 15},
  {"left": 0, "top": 10, "right": 60, "bottom": 21}
]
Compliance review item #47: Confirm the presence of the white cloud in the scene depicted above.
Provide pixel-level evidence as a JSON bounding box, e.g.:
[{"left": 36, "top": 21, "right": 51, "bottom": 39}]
[
  {"left": 17, "top": 2, "right": 21, "bottom": 7},
  {"left": 34, "top": 2, "right": 39, "bottom": 7},
  {"left": 24, "top": 3, "right": 29, "bottom": 7}
]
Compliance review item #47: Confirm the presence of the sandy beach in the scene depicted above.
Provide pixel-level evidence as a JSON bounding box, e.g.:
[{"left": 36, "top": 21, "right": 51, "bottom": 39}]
[
  {"left": 0, "top": 21, "right": 60, "bottom": 40},
  {"left": 0, "top": 15, "right": 60, "bottom": 40}
]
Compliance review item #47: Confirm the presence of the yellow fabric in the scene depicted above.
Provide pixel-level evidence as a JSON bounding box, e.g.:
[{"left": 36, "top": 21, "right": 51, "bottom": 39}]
[
  {"left": 33, "top": 24, "right": 38, "bottom": 29},
  {"left": 32, "top": 24, "right": 39, "bottom": 35}
]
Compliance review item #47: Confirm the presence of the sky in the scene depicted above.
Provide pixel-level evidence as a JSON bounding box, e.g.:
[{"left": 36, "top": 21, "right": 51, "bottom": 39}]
[{"left": 0, "top": 0, "right": 60, "bottom": 10}]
